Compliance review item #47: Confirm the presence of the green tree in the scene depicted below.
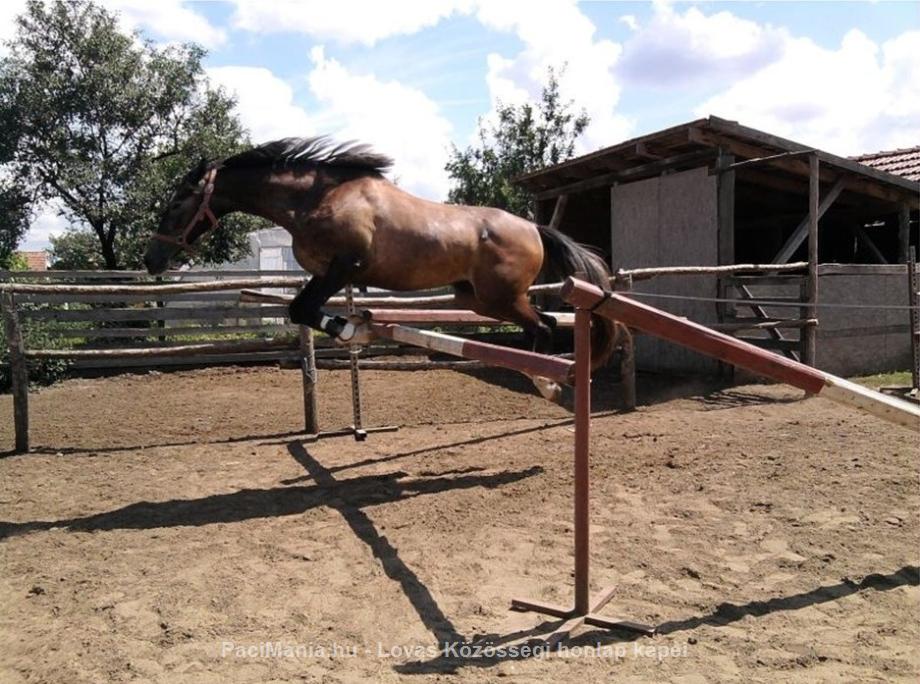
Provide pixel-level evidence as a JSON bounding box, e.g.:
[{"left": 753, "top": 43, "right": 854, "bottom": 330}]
[
  {"left": 0, "top": 181, "right": 31, "bottom": 269},
  {"left": 0, "top": 0, "right": 264, "bottom": 270},
  {"left": 48, "top": 228, "right": 107, "bottom": 270},
  {"left": 445, "top": 68, "right": 589, "bottom": 220}
]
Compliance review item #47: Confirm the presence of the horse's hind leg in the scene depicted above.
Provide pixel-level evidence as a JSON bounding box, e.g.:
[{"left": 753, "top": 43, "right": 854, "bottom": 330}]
[
  {"left": 467, "top": 292, "right": 563, "bottom": 403},
  {"left": 289, "top": 254, "right": 363, "bottom": 340}
]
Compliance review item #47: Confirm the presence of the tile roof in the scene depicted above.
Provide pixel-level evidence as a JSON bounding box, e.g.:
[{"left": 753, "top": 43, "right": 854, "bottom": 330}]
[
  {"left": 851, "top": 145, "right": 920, "bottom": 182},
  {"left": 15, "top": 251, "right": 48, "bottom": 271}
]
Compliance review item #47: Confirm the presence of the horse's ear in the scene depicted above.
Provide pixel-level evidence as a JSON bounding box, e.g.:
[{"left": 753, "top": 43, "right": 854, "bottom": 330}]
[{"left": 184, "top": 158, "right": 209, "bottom": 188}]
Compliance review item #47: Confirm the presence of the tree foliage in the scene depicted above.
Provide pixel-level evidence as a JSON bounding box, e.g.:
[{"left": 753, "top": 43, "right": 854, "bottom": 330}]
[
  {"left": 0, "top": 180, "right": 31, "bottom": 268},
  {"left": 0, "top": 0, "right": 264, "bottom": 270},
  {"left": 445, "top": 68, "right": 589, "bottom": 220}
]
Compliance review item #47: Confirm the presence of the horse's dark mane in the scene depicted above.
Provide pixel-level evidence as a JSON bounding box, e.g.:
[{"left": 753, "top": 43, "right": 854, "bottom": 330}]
[{"left": 221, "top": 136, "right": 393, "bottom": 174}]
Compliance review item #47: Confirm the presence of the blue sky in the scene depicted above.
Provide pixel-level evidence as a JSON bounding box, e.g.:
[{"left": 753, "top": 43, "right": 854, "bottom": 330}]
[{"left": 4, "top": 0, "right": 918, "bottom": 250}]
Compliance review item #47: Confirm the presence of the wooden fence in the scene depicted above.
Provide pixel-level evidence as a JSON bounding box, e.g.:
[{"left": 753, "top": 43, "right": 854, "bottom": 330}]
[{"left": 3, "top": 263, "right": 821, "bottom": 453}]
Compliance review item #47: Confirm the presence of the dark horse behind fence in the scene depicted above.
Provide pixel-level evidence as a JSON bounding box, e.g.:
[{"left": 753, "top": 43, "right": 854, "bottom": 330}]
[{"left": 144, "top": 137, "right": 617, "bottom": 399}]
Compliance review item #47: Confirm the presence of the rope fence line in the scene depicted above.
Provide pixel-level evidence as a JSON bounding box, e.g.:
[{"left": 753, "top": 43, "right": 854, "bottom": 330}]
[
  {"left": 628, "top": 291, "right": 920, "bottom": 311},
  {"left": 0, "top": 262, "right": 809, "bottom": 296}
]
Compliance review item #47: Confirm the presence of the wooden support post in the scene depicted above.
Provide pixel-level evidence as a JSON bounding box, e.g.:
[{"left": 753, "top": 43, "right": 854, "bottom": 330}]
[
  {"left": 908, "top": 249, "right": 920, "bottom": 392},
  {"left": 717, "top": 150, "right": 736, "bottom": 268},
  {"left": 803, "top": 153, "right": 819, "bottom": 367},
  {"left": 573, "top": 306, "right": 591, "bottom": 615},
  {"left": 2, "top": 291, "right": 29, "bottom": 453},
  {"left": 899, "top": 204, "right": 911, "bottom": 264},
  {"left": 772, "top": 178, "right": 844, "bottom": 264},
  {"left": 299, "top": 325, "right": 319, "bottom": 434},
  {"left": 613, "top": 274, "right": 637, "bottom": 410},
  {"left": 510, "top": 307, "right": 654, "bottom": 646},
  {"left": 716, "top": 151, "right": 736, "bottom": 344},
  {"left": 609, "top": 182, "right": 618, "bottom": 270}
]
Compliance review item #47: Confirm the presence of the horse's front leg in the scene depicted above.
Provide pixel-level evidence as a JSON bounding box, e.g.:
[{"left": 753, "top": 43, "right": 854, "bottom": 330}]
[{"left": 289, "top": 255, "right": 363, "bottom": 341}]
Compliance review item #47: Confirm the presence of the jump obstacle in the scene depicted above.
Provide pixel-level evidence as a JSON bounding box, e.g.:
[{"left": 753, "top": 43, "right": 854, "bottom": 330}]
[
  {"left": 4, "top": 271, "right": 918, "bottom": 646},
  {"left": 349, "top": 278, "right": 919, "bottom": 646}
]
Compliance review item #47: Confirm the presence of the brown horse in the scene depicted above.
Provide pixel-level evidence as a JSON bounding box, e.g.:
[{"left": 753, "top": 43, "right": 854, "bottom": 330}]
[{"left": 144, "top": 137, "right": 617, "bottom": 396}]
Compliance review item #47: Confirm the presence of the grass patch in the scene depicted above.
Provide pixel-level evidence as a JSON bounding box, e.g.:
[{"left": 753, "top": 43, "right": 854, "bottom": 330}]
[{"left": 850, "top": 370, "right": 913, "bottom": 388}]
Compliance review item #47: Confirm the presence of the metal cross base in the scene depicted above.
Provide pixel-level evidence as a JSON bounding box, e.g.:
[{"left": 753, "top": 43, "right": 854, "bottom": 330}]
[
  {"left": 511, "top": 585, "right": 655, "bottom": 649},
  {"left": 303, "top": 424, "right": 400, "bottom": 442}
]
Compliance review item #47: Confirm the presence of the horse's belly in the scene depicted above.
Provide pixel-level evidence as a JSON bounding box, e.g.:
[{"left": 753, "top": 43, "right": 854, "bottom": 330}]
[{"left": 361, "top": 258, "right": 469, "bottom": 291}]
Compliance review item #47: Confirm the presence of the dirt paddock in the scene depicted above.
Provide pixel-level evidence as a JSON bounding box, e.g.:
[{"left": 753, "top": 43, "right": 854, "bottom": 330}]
[{"left": 1, "top": 365, "right": 917, "bottom": 683}]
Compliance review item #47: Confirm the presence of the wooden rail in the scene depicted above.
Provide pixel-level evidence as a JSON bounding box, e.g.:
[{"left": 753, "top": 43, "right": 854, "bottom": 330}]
[{"left": 561, "top": 277, "right": 920, "bottom": 431}]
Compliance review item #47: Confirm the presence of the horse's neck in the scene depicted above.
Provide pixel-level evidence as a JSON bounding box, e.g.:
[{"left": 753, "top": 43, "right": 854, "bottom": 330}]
[{"left": 212, "top": 167, "right": 321, "bottom": 228}]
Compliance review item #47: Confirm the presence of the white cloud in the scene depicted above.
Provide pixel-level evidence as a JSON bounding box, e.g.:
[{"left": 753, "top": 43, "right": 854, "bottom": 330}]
[
  {"left": 208, "top": 51, "right": 455, "bottom": 200},
  {"left": 21, "top": 203, "right": 68, "bottom": 252},
  {"left": 617, "top": 2, "right": 788, "bottom": 87},
  {"left": 207, "top": 66, "right": 315, "bottom": 142},
  {"left": 0, "top": 0, "right": 224, "bottom": 53},
  {"left": 109, "top": 0, "right": 225, "bottom": 48},
  {"left": 306, "top": 47, "right": 454, "bottom": 199},
  {"left": 475, "top": 0, "right": 632, "bottom": 151},
  {"left": 110, "top": 0, "right": 226, "bottom": 48},
  {"left": 698, "top": 29, "right": 920, "bottom": 154},
  {"left": 230, "top": 0, "right": 470, "bottom": 46}
]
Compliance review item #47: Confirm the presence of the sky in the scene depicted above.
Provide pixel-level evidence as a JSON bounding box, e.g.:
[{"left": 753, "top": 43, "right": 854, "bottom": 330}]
[{"left": 4, "top": 0, "right": 919, "bottom": 251}]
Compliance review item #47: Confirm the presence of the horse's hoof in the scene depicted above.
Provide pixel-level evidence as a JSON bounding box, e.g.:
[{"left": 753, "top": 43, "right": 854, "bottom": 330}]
[
  {"left": 533, "top": 376, "right": 563, "bottom": 404},
  {"left": 335, "top": 318, "right": 373, "bottom": 346}
]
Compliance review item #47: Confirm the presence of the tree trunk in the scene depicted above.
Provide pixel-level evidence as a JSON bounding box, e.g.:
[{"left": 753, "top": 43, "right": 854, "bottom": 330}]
[
  {"left": 94, "top": 221, "right": 119, "bottom": 269},
  {"left": 101, "top": 240, "right": 118, "bottom": 269}
]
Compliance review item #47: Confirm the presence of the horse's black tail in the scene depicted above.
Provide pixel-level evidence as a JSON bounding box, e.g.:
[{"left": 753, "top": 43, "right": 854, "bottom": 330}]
[{"left": 537, "top": 224, "right": 618, "bottom": 370}]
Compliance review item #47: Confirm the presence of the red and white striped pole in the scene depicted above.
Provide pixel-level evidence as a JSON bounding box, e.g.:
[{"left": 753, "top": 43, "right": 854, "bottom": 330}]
[
  {"left": 367, "top": 321, "right": 574, "bottom": 385},
  {"left": 561, "top": 278, "right": 919, "bottom": 432}
]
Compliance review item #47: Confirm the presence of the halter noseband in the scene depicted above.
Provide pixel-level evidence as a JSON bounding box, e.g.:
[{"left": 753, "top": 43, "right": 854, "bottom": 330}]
[{"left": 152, "top": 167, "right": 219, "bottom": 254}]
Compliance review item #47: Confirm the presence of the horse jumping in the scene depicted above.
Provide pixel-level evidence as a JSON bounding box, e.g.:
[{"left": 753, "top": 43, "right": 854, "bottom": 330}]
[{"left": 143, "top": 137, "right": 617, "bottom": 399}]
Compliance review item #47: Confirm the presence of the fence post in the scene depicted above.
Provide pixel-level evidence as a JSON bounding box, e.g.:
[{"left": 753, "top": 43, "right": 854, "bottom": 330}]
[
  {"left": 803, "top": 153, "right": 819, "bottom": 367},
  {"left": 908, "top": 248, "right": 919, "bottom": 393},
  {"left": 613, "top": 273, "right": 637, "bottom": 410},
  {"left": 299, "top": 325, "right": 318, "bottom": 434},
  {"left": 2, "top": 291, "right": 29, "bottom": 453}
]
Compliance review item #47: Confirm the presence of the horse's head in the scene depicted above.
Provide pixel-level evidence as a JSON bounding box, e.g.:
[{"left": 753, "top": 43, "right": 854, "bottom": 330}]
[{"left": 144, "top": 159, "right": 220, "bottom": 275}]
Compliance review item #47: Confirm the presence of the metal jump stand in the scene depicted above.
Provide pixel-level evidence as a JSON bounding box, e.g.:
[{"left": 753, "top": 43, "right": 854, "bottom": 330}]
[
  {"left": 510, "top": 306, "right": 655, "bottom": 646},
  {"left": 302, "top": 284, "right": 399, "bottom": 442}
]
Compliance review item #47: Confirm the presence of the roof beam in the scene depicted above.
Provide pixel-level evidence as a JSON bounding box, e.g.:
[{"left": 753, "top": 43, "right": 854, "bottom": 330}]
[
  {"left": 696, "top": 128, "right": 918, "bottom": 207},
  {"left": 534, "top": 149, "right": 718, "bottom": 200},
  {"left": 772, "top": 178, "right": 845, "bottom": 263},
  {"left": 850, "top": 224, "right": 889, "bottom": 264}
]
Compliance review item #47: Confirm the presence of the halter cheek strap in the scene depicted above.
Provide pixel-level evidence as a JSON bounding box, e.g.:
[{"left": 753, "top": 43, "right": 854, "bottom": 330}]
[{"left": 152, "top": 167, "right": 219, "bottom": 255}]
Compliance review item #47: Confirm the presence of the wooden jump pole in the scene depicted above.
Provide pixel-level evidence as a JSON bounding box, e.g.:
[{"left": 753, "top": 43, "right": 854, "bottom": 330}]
[
  {"left": 366, "top": 321, "right": 574, "bottom": 384},
  {"left": 561, "top": 278, "right": 920, "bottom": 432}
]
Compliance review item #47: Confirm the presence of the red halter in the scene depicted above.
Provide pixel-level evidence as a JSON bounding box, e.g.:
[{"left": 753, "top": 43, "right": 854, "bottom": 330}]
[{"left": 152, "top": 167, "right": 219, "bottom": 254}]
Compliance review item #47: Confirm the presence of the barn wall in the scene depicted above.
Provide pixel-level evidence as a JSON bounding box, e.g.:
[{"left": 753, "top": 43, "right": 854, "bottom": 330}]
[
  {"left": 612, "top": 166, "right": 721, "bottom": 374},
  {"left": 816, "top": 267, "right": 912, "bottom": 377}
]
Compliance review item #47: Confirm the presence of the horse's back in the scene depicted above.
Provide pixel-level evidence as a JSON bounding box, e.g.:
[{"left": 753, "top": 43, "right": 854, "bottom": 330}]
[{"left": 305, "top": 176, "right": 544, "bottom": 292}]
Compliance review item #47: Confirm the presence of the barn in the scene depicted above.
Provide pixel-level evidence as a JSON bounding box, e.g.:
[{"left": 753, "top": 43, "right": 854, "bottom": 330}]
[{"left": 515, "top": 116, "right": 919, "bottom": 378}]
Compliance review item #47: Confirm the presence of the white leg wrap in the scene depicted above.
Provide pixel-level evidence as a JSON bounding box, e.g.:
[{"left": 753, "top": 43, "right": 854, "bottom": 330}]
[{"left": 338, "top": 322, "right": 356, "bottom": 341}]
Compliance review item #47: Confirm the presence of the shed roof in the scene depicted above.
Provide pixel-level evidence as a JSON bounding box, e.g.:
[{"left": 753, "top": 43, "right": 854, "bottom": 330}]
[
  {"left": 850, "top": 145, "right": 920, "bottom": 182},
  {"left": 515, "top": 116, "right": 918, "bottom": 209},
  {"left": 15, "top": 251, "right": 48, "bottom": 271}
]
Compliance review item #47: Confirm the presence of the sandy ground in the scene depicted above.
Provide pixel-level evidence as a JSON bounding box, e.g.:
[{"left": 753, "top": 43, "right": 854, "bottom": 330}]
[{"left": 0, "top": 365, "right": 917, "bottom": 683}]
